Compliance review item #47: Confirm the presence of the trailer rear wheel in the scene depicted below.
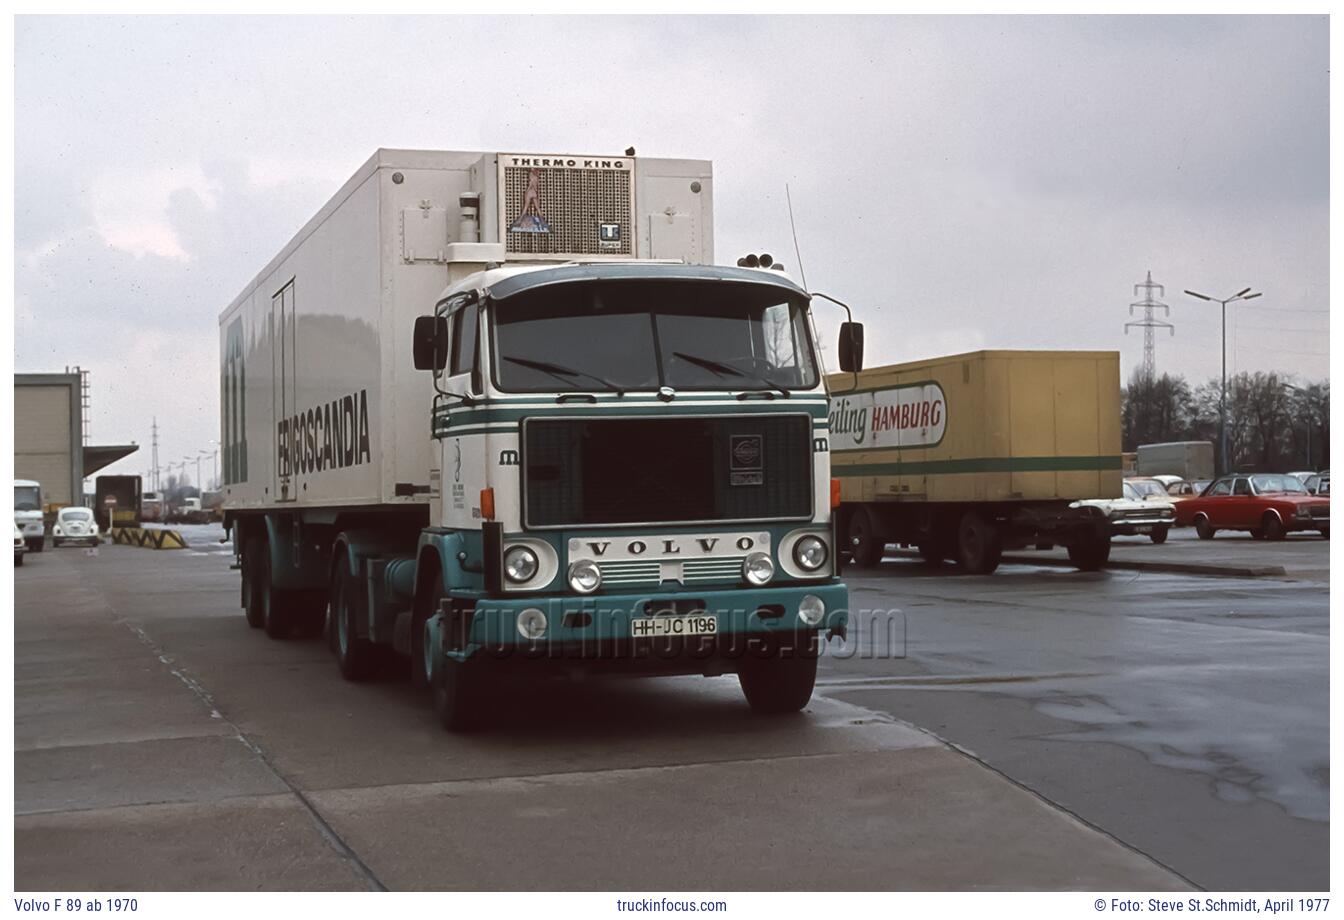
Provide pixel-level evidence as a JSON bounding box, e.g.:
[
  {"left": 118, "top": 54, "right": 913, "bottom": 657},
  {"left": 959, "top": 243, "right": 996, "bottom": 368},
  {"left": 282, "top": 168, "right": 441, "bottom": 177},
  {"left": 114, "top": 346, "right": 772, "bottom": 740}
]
[
  {"left": 242, "top": 537, "right": 267, "bottom": 629},
  {"left": 737, "top": 634, "right": 819, "bottom": 714},
  {"left": 433, "top": 656, "right": 486, "bottom": 732},
  {"left": 955, "top": 512, "right": 1003, "bottom": 575},
  {"left": 1067, "top": 531, "right": 1111, "bottom": 571},
  {"left": 846, "top": 507, "right": 883, "bottom": 568},
  {"left": 331, "top": 562, "right": 376, "bottom": 682}
]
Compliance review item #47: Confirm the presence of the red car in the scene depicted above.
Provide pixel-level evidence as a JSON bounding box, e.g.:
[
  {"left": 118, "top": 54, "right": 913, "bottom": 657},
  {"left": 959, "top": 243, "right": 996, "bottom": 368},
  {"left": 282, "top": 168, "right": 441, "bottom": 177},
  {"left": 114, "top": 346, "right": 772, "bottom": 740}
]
[{"left": 1176, "top": 473, "right": 1329, "bottom": 540}]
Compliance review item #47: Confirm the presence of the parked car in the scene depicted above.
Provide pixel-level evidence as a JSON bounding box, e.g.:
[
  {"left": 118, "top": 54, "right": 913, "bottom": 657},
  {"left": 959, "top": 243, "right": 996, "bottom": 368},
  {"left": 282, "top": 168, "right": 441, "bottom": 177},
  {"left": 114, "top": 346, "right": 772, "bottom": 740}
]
[
  {"left": 1166, "top": 479, "right": 1211, "bottom": 502},
  {"left": 1125, "top": 477, "right": 1175, "bottom": 503},
  {"left": 1149, "top": 474, "right": 1184, "bottom": 489},
  {"left": 1303, "top": 471, "right": 1330, "bottom": 496},
  {"left": 52, "top": 506, "right": 100, "bottom": 547},
  {"left": 15, "top": 522, "right": 25, "bottom": 566},
  {"left": 1286, "top": 471, "right": 1315, "bottom": 485},
  {"left": 1073, "top": 480, "right": 1177, "bottom": 544},
  {"left": 1175, "top": 472, "right": 1329, "bottom": 540}
]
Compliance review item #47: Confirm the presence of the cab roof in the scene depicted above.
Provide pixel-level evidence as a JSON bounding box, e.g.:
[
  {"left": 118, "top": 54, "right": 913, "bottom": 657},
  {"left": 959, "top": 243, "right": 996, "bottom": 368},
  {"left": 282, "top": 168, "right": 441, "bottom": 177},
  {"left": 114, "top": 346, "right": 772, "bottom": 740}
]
[{"left": 436, "top": 261, "right": 807, "bottom": 309}]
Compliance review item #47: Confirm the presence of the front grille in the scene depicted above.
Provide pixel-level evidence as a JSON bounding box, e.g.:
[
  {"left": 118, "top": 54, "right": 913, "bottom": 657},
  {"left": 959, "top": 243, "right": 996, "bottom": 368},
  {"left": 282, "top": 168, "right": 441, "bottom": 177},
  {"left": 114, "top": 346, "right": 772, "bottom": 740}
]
[
  {"left": 1309, "top": 506, "right": 1328, "bottom": 519},
  {"left": 501, "top": 157, "right": 634, "bottom": 257},
  {"left": 524, "top": 414, "right": 813, "bottom": 528},
  {"left": 596, "top": 556, "right": 748, "bottom": 590}
]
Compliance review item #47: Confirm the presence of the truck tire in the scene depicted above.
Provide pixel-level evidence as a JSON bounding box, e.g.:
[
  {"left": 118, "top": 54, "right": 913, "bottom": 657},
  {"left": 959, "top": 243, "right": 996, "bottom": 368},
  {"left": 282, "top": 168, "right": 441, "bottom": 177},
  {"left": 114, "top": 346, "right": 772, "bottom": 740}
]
[
  {"left": 1067, "top": 532, "right": 1111, "bottom": 571},
  {"left": 331, "top": 562, "right": 376, "bottom": 681},
  {"left": 1262, "top": 512, "right": 1286, "bottom": 542},
  {"left": 256, "top": 548, "right": 293, "bottom": 640},
  {"left": 737, "top": 634, "right": 818, "bottom": 714},
  {"left": 846, "top": 507, "right": 882, "bottom": 568},
  {"left": 955, "top": 512, "right": 1003, "bottom": 575},
  {"left": 1149, "top": 525, "right": 1169, "bottom": 545},
  {"left": 433, "top": 655, "right": 486, "bottom": 732},
  {"left": 242, "top": 537, "right": 267, "bottom": 629},
  {"left": 1194, "top": 516, "right": 1215, "bottom": 540}
]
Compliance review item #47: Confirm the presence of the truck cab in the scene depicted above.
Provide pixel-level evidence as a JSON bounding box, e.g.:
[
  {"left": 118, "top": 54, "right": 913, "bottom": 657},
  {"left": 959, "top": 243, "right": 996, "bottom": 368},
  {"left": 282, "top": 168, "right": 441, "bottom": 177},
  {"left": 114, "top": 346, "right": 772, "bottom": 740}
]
[
  {"left": 399, "top": 261, "right": 846, "bottom": 728},
  {"left": 14, "top": 479, "right": 44, "bottom": 553}
]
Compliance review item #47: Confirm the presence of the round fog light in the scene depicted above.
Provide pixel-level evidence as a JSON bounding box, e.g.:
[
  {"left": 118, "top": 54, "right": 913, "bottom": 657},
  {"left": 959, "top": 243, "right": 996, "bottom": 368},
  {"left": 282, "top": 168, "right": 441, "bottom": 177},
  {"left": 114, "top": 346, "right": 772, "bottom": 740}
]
[
  {"left": 799, "top": 594, "right": 825, "bottom": 626},
  {"left": 793, "top": 535, "right": 829, "bottom": 572},
  {"left": 504, "top": 545, "right": 539, "bottom": 583},
  {"left": 516, "top": 607, "right": 548, "bottom": 640},
  {"left": 743, "top": 551, "right": 775, "bottom": 586},
  {"left": 569, "top": 559, "right": 602, "bottom": 594}
]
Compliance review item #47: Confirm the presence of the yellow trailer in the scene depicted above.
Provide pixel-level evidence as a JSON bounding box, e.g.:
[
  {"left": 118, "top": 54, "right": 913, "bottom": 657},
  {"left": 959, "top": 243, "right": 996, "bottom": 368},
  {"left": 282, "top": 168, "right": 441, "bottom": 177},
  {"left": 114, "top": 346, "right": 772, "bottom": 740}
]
[{"left": 827, "top": 349, "right": 1121, "bottom": 573}]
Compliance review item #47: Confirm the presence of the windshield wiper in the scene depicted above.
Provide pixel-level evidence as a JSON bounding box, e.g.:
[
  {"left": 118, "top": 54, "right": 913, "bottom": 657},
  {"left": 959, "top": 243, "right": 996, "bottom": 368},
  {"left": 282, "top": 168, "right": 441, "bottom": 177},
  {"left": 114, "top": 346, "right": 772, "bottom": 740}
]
[
  {"left": 671, "top": 352, "right": 790, "bottom": 397},
  {"left": 502, "top": 356, "right": 625, "bottom": 396}
]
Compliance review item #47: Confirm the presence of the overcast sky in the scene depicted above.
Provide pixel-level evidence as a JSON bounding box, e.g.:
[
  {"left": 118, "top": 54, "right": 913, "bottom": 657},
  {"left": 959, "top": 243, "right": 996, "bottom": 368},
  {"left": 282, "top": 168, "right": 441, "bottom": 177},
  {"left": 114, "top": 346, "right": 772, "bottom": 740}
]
[{"left": 13, "top": 14, "right": 1329, "bottom": 485}]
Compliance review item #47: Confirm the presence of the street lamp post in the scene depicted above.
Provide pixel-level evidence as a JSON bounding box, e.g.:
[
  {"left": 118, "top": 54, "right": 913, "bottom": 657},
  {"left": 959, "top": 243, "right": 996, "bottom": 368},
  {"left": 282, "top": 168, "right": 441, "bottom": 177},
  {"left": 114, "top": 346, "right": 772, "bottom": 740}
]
[{"left": 1183, "top": 287, "right": 1262, "bottom": 475}]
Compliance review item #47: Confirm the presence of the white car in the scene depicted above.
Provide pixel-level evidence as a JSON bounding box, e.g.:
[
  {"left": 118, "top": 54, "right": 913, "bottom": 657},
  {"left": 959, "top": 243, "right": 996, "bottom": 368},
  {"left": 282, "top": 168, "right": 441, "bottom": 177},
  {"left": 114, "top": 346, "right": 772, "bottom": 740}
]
[
  {"left": 52, "top": 506, "right": 100, "bottom": 547},
  {"left": 1149, "top": 474, "right": 1185, "bottom": 489},
  {"left": 14, "top": 523, "right": 25, "bottom": 566},
  {"left": 1073, "top": 480, "right": 1177, "bottom": 544}
]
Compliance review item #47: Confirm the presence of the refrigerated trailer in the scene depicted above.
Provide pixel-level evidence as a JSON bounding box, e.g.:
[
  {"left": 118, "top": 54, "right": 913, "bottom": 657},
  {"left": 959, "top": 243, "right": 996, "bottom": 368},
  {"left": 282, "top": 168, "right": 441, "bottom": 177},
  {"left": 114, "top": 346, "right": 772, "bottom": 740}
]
[
  {"left": 220, "top": 149, "right": 847, "bottom": 730},
  {"left": 828, "top": 348, "right": 1122, "bottom": 574}
]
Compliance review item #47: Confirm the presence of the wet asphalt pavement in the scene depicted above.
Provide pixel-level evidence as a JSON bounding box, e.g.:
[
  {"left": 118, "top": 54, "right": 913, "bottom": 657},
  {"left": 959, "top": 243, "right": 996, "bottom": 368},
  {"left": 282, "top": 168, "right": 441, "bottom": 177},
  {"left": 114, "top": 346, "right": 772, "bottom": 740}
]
[
  {"left": 829, "top": 533, "right": 1329, "bottom": 890},
  {"left": 12, "top": 526, "right": 1327, "bottom": 890}
]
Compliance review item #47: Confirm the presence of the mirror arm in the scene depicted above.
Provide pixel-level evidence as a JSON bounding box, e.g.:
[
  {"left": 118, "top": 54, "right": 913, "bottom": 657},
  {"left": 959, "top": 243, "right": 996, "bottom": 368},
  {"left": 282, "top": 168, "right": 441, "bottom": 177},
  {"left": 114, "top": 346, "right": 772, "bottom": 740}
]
[{"left": 809, "top": 291, "right": 860, "bottom": 393}]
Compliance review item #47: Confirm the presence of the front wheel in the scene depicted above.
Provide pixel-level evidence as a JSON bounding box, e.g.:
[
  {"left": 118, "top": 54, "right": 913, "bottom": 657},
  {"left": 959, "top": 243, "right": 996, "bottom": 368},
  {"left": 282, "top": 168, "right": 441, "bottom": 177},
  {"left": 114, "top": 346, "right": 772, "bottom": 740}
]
[
  {"left": 846, "top": 507, "right": 883, "bottom": 569},
  {"left": 1195, "top": 517, "right": 1216, "bottom": 540},
  {"left": 1067, "top": 531, "right": 1111, "bottom": 571},
  {"left": 737, "top": 636, "right": 819, "bottom": 714},
  {"left": 1262, "top": 513, "right": 1286, "bottom": 542},
  {"left": 1149, "top": 525, "right": 1169, "bottom": 545},
  {"left": 433, "top": 655, "right": 487, "bottom": 732}
]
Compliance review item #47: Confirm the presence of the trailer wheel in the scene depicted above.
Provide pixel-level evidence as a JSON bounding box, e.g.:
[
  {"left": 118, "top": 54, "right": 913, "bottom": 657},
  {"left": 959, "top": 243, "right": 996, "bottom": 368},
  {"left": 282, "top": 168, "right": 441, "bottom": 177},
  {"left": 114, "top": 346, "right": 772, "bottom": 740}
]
[
  {"left": 433, "top": 655, "right": 486, "bottom": 732},
  {"left": 955, "top": 512, "right": 1003, "bottom": 574},
  {"left": 242, "top": 537, "right": 267, "bottom": 629},
  {"left": 1067, "top": 531, "right": 1111, "bottom": 571},
  {"left": 331, "top": 562, "right": 376, "bottom": 682},
  {"left": 1149, "top": 525, "right": 1169, "bottom": 545},
  {"left": 846, "top": 507, "right": 883, "bottom": 568},
  {"left": 737, "top": 633, "right": 819, "bottom": 714}
]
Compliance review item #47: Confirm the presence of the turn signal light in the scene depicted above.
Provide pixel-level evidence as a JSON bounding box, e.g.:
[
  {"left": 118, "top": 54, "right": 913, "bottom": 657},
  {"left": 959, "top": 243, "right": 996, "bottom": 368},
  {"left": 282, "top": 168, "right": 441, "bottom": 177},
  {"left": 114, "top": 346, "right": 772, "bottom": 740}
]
[
  {"left": 830, "top": 478, "right": 841, "bottom": 509},
  {"left": 480, "top": 488, "right": 495, "bottom": 521}
]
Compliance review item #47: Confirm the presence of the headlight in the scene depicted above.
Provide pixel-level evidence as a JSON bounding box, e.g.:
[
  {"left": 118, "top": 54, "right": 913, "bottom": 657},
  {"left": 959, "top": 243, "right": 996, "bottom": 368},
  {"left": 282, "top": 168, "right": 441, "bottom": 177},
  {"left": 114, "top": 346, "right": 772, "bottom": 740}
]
[
  {"left": 1296, "top": 507, "right": 1310, "bottom": 519},
  {"left": 793, "top": 535, "right": 829, "bottom": 572},
  {"left": 53, "top": 526, "right": 63, "bottom": 536},
  {"left": 799, "top": 594, "right": 825, "bottom": 626},
  {"left": 516, "top": 607, "right": 548, "bottom": 640},
  {"left": 503, "top": 545, "right": 539, "bottom": 583},
  {"left": 743, "top": 551, "right": 775, "bottom": 586},
  {"left": 568, "top": 559, "right": 601, "bottom": 594}
]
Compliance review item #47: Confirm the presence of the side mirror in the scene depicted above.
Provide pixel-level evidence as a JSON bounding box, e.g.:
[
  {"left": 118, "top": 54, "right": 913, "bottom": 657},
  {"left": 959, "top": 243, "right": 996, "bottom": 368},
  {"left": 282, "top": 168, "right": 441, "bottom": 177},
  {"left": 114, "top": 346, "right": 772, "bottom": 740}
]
[
  {"left": 413, "top": 315, "right": 449, "bottom": 371},
  {"left": 838, "top": 321, "right": 865, "bottom": 373}
]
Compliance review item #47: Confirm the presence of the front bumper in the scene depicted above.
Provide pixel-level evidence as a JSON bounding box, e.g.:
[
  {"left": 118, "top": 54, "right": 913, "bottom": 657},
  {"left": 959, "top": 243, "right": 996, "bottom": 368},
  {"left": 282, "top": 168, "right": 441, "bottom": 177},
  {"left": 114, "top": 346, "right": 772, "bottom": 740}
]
[
  {"left": 441, "top": 581, "right": 848, "bottom": 658},
  {"left": 18, "top": 521, "right": 44, "bottom": 538},
  {"left": 1108, "top": 514, "right": 1174, "bottom": 534}
]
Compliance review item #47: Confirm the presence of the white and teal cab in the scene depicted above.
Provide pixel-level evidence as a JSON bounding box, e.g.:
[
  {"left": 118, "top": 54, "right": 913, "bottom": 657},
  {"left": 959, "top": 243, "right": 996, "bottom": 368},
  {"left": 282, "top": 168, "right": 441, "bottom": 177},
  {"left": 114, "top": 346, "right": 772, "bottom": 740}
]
[{"left": 411, "top": 262, "right": 847, "bottom": 728}]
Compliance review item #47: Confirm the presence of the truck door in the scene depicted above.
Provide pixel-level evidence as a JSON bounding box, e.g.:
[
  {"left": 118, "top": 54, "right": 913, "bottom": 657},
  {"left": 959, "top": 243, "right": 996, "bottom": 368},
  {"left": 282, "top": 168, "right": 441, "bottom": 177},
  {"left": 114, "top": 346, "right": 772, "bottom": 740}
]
[{"left": 272, "top": 280, "right": 297, "bottom": 501}]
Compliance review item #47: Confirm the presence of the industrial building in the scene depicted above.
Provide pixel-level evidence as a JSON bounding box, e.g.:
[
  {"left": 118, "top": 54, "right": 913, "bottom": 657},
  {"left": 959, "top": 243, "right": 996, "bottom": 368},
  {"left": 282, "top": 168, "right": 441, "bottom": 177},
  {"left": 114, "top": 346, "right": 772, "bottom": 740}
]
[{"left": 14, "top": 371, "right": 138, "bottom": 509}]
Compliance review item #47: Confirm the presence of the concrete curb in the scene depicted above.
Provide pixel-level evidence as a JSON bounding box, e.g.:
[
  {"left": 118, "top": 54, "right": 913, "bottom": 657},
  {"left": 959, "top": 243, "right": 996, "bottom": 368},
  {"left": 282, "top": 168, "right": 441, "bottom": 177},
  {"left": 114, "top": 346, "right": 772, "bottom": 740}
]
[
  {"left": 1000, "top": 554, "right": 1288, "bottom": 578},
  {"left": 887, "top": 549, "right": 1287, "bottom": 578}
]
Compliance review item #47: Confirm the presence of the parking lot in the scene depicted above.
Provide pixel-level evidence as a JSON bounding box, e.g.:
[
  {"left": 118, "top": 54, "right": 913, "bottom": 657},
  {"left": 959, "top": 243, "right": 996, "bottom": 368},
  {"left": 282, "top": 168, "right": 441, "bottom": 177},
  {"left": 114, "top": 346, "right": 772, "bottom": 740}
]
[{"left": 12, "top": 529, "right": 1327, "bottom": 890}]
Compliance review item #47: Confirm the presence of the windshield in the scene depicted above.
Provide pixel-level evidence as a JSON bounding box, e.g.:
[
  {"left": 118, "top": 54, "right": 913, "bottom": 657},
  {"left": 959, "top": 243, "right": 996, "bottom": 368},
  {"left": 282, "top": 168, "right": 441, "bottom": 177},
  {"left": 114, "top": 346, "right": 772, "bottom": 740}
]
[
  {"left": 1251, "top": 474, "right": 1307, "bottom": 494},
  {"left": 1127, "top": 480, "right": 1167, "bottom": 498},
  {"left": 492, "top": 280, "right": 818, "bottom": 393},
  {"left": 59, "top": 508, "right": 93, "bottom": 521},
  {"left": 1122, "top": 482, "right": 1140, "bottom": 500},
  {"left": 14, "top": 485, "right": 41, "bottom": 511}
]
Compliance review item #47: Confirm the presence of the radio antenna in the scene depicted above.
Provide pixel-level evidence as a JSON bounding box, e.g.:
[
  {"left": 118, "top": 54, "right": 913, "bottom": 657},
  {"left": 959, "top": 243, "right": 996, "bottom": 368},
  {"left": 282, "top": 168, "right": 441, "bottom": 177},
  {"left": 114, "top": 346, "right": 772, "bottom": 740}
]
[{"left": 785, "top": 183, "right": 808, "bottom": 289}]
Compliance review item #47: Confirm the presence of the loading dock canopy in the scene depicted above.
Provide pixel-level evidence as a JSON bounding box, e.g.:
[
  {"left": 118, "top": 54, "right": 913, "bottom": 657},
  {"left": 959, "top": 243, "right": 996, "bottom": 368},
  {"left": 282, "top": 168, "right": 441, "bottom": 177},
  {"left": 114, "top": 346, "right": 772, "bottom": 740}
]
[{"left": 83, "top": 444, "right": 138, "bottom": 478}]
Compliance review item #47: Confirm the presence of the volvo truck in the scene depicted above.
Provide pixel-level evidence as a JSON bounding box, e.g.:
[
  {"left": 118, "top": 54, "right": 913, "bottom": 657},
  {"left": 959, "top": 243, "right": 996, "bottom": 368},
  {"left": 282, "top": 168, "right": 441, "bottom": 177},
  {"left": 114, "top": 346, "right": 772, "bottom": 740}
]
[{"left": 219, "top": 149, "right": 847, "bottom": 730}]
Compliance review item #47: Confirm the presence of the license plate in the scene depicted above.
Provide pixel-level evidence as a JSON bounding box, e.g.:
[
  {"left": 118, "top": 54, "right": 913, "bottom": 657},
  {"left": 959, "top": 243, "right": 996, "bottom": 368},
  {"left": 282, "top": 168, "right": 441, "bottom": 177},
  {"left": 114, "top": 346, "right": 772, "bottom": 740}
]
[{"left": 630, "top": 615, "right": 718, "bottom": 638}]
